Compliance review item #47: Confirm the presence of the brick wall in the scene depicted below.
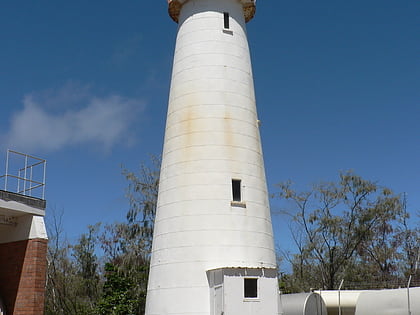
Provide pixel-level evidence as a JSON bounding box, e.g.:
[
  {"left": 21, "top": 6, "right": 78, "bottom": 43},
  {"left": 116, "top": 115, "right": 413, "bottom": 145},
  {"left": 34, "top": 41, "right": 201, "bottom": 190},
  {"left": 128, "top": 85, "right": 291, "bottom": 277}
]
[{"left": 0, "top": 239, "right": 47, "bottom": 315}]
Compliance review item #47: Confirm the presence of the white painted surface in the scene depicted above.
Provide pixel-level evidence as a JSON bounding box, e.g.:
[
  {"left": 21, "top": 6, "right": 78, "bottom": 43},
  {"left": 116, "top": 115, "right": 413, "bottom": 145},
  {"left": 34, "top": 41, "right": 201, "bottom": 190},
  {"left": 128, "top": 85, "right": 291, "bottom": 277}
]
[
  {"left": 0, "top": 215, "right": 47, "bottom": 244},
  {"left": 146, "top": 0, "right": 277, "bottom": 314},
  {"left": 355, "top": 287, "right": 420, "bottom": 315},
  {"left": 279, "top": 292, "right": 327, "bottom": 315},
  {"left": 208, "top": 268, "right": 279, "bottom": 315},
  {"left": 317, "top": 290, "right": 362, "bottom": 315},
  {"left": 0, "top": 199, "right": 45, "bottom": 217},
  {"left": 223, "top": 276, "right": 279, "bottom": 315}
]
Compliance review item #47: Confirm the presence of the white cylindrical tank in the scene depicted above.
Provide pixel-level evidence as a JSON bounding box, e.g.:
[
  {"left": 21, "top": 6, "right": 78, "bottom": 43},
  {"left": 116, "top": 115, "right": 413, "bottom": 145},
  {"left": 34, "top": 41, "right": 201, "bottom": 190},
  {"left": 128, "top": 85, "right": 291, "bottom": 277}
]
[
  {"left": 355, "top": 287, "right": 420, "bottom": 315},
  {"left": 317, "top": 290, "right": 362, "bottom": 315},
  {"left": 145, "top": 0, "right": 278, "bottom": 314},
  {"left": 280, "top": 292, "right": 328, "bottom": 315}
]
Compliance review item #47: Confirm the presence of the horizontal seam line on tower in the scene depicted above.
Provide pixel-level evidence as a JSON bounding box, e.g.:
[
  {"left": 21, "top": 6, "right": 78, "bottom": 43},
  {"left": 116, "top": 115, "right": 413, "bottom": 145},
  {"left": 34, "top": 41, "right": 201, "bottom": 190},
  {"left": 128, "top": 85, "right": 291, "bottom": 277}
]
[
  {"left": 164, "top": 131, "right": 259, "bottom": 144},
  {"left": 147, "top": 286, "right": 208, "bottom": 291},
  {"left": 158, "top": 181, "right": 267, "bottom": 192},
  {"left": 153, "top": 224, "right": 273, "bottom": 234},
  {"left": 159, "top": 157, "right": 265, "bottom": 169},
  {"left": 174, "top": 54, "right": 250, "bottom": 66},
  {"left": 151, "top": 244, "right": 276, "bottom": 251},
  {"left": 158, "top": 188, "right": 268, "bottom": 199},
  {"left": 177, "top": 31, "right": 247, "bottom": 43},
  {"left": 149, "top": 259, "right": 277, "bottom": 268},
  {"left": 152, "top": 236, "right": 275, "bottom": 246},
  {"left": 163, "top": 144, "right": 263, "bottom": 157},
  {"left": 177, "top": 28, "right": 247, "bottom": 41},
  {"left": 171, "top": 63, "right": 250, "bottom": 76},
  {"left": 167, "top": 103, "right": 256, "bottom": 113},
  {"left": 158, "top": 182, "right": 267, "bottom": 192},
  {"left": 171, "top": 84, "right": 254, "bottom": 93},
  {"left": 173, "top": 61, "right": 250, "bottom": 72},
  {"left": 156, "top": 200, "right": 269, "bottom": 209},
  {"left": 175, "top": 46, "right": 249, "bottom": 60},
  {"left": 166, "top": 115, "right": 257, "bottom": 125},
  {"left": 171, "top": 76, "right": 251, "bottom": 86},
  {"left": 160, "top": 163, "right": 265, "bottom": 173},
  {"left": 169, "top": 90, "right": 255, "bottom": 103}
]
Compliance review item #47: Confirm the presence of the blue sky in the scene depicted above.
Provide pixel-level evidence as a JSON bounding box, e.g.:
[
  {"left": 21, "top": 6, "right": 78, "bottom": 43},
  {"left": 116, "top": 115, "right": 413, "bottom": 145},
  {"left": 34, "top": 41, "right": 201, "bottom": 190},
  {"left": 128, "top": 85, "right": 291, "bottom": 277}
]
[{"left": 1, "top": 1, "right": 418, "bottom": 257}]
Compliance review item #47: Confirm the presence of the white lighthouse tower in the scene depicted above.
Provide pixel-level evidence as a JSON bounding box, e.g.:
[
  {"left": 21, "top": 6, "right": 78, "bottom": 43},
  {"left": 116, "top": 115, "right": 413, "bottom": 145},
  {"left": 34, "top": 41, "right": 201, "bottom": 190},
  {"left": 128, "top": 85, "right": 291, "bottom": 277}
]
[{"left": 145, "top": 1, "right": 279, "bottom": 314}]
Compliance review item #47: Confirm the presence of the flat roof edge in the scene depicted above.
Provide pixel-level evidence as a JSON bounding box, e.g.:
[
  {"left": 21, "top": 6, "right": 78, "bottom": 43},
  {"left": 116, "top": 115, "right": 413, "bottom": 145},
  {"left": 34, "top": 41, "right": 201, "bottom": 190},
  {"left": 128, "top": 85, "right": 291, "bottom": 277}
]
[{"left": 0, "top": 190, "right": 46, "bottom": 210}]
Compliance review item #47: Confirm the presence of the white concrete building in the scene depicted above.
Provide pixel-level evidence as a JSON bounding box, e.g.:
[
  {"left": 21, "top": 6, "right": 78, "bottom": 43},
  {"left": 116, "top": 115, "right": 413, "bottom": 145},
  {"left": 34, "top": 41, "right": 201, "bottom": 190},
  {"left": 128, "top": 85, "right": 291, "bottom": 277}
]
[
  {"left": 0, "top": 150, "right": 48, "bottom": 315},
  {"left": 145, "top": 0, "right": 279, "bottom": 314}
]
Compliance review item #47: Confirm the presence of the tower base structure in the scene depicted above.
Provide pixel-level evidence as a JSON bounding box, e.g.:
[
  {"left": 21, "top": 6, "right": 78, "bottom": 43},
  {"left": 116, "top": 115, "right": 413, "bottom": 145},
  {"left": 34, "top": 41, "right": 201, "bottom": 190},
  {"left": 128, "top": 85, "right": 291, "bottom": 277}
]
[
  {"left": 207, "top": 267, "right": 281, "bottom": 315},
  {"left": 0, "top": 190, "right": 48, "bottom": 315}
]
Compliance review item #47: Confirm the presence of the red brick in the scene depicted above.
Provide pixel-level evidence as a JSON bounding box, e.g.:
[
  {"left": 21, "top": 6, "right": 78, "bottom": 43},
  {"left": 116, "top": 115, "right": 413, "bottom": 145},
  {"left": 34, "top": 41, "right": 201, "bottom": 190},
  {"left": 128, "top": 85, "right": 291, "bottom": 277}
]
[{"left": 0, "top": 239, "right": 47, "bottom": 315}]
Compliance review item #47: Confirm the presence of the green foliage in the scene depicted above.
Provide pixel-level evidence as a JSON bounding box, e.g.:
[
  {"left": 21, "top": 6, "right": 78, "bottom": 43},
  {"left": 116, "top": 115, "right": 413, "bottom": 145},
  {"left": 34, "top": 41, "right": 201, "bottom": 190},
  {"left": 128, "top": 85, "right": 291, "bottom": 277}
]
[
  {"left": 45, "top": 156, "right": 161, "bottom": 315},
  {"left": 96, "top": 263, "right": 146, "bottom": 315},
  {"left": 72, "top": 223, "right": 101, "bottom": 301},
  {"left": 97, "top": 156, "right": 160, "bottom": 313},
  {"left": 122, "top": 155, "right": 160, "bottom": 255},
  {"left": 98, "top": 223, "right": 150, "bottom": 314},
  {"left": 45, "top": 211, "right": 101, "bottom": 315},
  {"left": 95, "top": 156, "right": 160, "bottom": 314}
]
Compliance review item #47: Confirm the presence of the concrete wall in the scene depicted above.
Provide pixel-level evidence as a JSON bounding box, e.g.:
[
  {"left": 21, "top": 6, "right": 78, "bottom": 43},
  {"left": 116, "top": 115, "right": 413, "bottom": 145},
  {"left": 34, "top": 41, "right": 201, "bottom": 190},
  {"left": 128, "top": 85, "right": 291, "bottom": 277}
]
[
  {"left": 0, "top": 215, "right": 47, "bottom": 244},
  {"left": 223, "top": 276, "right": 279, "bottom": 315},
  {"left": 207, "top": 268, "right": 280, "bottom": 315}
]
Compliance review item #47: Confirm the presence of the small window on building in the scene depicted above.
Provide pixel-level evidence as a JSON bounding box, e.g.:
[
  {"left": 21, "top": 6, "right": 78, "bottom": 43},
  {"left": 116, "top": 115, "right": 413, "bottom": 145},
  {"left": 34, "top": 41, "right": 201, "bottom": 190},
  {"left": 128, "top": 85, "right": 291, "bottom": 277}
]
[
  {"left": 224, "top": 12, "right": 230, "bottom": 29},
  {"left": 232, "top": 179, "right": 241, "bottom": 202},
  {"left": 244, "top": 278, "right": 258, "bottom": 298}
]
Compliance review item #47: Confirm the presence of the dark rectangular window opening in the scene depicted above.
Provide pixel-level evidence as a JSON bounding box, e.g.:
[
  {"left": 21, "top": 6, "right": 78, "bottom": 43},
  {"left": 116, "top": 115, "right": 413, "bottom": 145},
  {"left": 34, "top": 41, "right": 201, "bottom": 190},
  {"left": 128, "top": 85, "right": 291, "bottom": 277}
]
[
  {"left": 232, "top": 179, "right": 241, "bottom": 202},
  {"left": 244, "top": 278, "right": 258, "bottom": 298},
  {"left": 224, "top": 12, "right": 230, "bottom": 29}
]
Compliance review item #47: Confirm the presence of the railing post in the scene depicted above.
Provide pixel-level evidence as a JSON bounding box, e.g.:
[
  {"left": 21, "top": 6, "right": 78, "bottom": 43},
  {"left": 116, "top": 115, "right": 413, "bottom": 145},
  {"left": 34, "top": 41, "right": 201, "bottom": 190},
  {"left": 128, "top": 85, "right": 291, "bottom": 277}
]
[
  {"left": 407, "top": 275, "right": 412, "bottom": 315},
  {"left": 4, "top": 150, "right": 9, "bottom": 191},
  {"left": 23, "top": 154, "right": 28, "bottom": 195},
  {"left": 29, "top": 165, "right": 33, "bottom": 196},
  {"left": 42, "top": 160, "right": 47, "bottom": 200},
  {"left": 2, "top": 150, "right": 46, "bottom": 199},
  {"left": 17, "top": 168, "right": 21, "bottom": 194},
  {"left": 338, "top": 279, "right": 344, "bottom": 315}
]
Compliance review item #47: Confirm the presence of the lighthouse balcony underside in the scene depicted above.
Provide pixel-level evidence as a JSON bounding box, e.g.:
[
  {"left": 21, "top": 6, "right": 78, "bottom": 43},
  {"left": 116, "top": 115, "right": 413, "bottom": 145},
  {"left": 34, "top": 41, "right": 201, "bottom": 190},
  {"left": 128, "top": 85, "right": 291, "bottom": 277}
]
[{"left": 168, "top": 0, "right": 256, "bottom": 23}]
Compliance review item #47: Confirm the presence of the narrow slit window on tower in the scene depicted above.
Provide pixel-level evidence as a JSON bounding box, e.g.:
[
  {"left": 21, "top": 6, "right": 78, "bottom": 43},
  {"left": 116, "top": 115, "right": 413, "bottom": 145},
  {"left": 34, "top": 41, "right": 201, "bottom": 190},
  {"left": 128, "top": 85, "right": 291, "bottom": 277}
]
[
  {"left": 244, "top": 278, "right": 258, "bottom": 298},
  {"left": 223, "top": 12, "right": 230, "bottom": 29},
  {"left": 232, "top": 179, "right": 241, "bottom": 202}
]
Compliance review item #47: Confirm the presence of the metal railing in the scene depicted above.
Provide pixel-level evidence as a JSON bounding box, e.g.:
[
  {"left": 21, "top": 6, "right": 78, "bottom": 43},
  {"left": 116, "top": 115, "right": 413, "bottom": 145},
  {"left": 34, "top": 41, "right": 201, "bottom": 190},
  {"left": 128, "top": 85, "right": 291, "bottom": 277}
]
[{"left": 0, "top": 149, "right": 46, "bottom": 200}]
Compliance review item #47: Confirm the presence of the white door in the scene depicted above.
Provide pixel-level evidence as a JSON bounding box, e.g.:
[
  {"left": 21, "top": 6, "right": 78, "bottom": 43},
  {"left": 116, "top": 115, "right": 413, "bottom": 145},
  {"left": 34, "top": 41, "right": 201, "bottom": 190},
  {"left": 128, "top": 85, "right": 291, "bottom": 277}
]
[{"left": 214, "top": 285, "right": 223, "bottom": 315}]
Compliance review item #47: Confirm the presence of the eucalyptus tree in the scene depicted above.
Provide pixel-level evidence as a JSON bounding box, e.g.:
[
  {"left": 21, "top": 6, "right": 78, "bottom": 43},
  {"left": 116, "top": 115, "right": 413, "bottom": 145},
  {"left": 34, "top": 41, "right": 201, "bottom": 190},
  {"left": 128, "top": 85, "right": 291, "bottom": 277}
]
[
  {"left": 274, "top": 172, "right": 404, "bottom": 290},
  {"left": 45, "top": 156, "right": 161, "bottom": 314},
  {"left": 97, "top": 155, "right": 160, "bottom": 314},
  {"left": 45, "top": 211, "right": 101, "bottom": 315}
]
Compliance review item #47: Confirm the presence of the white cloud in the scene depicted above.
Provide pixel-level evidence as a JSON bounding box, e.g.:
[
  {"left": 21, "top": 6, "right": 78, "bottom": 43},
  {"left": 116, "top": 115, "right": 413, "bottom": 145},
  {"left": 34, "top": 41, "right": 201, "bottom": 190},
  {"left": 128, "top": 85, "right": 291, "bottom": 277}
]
[{"left": 2, "top": 86, "right": 145, "bottom": 153}]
